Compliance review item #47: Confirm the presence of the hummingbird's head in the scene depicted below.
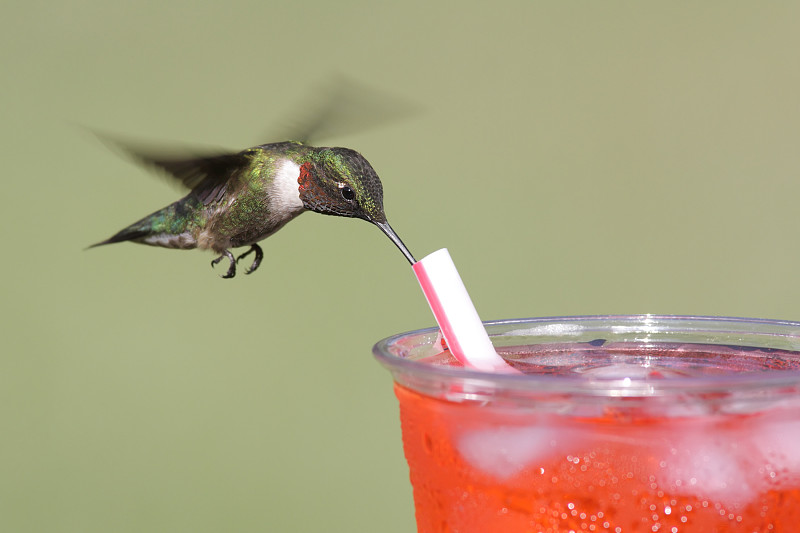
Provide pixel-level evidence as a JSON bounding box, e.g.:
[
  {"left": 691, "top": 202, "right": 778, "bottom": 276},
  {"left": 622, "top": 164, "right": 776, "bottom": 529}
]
[
  {"left": 298, "top": 147, "right": 387, "bottom": 223},
  {"left": 298, "top": 147, "right": 415, "bottom": 263}
]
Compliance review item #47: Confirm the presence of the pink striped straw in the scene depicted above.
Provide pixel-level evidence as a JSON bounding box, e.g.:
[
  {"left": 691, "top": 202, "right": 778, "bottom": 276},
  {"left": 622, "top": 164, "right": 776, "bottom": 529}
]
[{"left": 412, "top": 249, "right": 519, "bottom": 373}]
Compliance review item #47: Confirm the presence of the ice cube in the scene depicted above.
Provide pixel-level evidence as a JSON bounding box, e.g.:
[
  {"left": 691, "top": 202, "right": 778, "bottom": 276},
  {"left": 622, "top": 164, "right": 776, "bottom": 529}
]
[
  {"left": 457, "top": 425, "right": 566, "bottom": 479},
  {"left": 655, "top": 430, "right": 758, "bottom": 508},
  {"left": 751, "top": 419, "right": 800, "bottom": 489},
  {"left": 579, "top": 362, "right": 654, "bottom": 378}
]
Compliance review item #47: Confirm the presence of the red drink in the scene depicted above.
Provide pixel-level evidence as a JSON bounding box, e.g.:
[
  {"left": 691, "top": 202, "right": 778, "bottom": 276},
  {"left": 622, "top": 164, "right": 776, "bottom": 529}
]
[{"left": 374, "top": 317, "right": 800, "bottom": 532}]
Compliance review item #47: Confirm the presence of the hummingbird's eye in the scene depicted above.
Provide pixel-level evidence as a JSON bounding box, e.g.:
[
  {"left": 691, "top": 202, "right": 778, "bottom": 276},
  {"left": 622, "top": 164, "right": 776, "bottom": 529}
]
[{"left": 340, "top": 186, "right": 355, "bottom": 201}]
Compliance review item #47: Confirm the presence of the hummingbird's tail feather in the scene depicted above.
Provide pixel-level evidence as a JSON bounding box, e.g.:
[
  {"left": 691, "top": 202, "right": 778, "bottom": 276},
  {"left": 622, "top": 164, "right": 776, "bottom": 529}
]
[
  {"left": 88, "top": 227, "right": 152, "bottom": 249},
  {"left": 89, "top": 197, "right": 202, "bottom": 250}
]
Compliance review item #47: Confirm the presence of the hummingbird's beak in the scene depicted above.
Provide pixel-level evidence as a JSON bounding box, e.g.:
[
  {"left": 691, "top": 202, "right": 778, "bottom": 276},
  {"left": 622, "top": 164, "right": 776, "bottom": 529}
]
[{"left": 374, "top": 221, "right": 416, "bottom": 264}]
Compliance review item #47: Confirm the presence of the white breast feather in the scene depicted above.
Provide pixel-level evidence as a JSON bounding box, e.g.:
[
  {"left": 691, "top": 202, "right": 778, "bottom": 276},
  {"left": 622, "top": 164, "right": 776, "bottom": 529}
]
[{"left": 268, "top": 159, "right": 303, "bottom": 216}]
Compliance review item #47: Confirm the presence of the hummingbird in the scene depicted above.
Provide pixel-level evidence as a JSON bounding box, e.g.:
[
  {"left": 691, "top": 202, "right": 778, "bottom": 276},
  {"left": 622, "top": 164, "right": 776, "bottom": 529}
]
[{"left": 90, "top": 139, "right": 416, "bottom": 278}]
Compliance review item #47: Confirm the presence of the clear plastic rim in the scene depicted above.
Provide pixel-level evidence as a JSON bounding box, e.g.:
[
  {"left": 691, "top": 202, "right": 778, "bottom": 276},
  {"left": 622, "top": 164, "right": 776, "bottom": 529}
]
[{"left": 372, "top": 315, "right": 800, "bottom": 396}]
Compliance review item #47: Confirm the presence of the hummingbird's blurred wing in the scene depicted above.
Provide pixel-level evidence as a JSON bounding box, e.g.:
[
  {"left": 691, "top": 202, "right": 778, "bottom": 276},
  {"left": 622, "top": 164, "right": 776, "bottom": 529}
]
[
  {"left": 96, "top": 132, "right": 248, "bottom": 205},
  {"left": 126, "top": 150, "right": 248, "bottom": 205},
  {"left": 129, "top": 151, "right": 246, "bottom": 190},
  {"left": 268, "top": 76, "right": 423, "bottom": 144}
]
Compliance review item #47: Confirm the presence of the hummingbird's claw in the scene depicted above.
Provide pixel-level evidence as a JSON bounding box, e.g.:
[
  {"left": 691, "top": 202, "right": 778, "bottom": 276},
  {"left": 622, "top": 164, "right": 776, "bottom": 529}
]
[
  {"left": 236, "top": 244, "right": 264, "bottom": 275},
  {"left": 211, "top": 250, "right": 236, "bottom": 279}
]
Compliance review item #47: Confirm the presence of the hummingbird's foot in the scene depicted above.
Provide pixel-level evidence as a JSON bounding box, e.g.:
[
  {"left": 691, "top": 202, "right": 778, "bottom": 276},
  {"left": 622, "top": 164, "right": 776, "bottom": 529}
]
[
  {"left": 236, "top": 244, "right": 264, "bottom": 275},
  {"left": 211, "top": 250, "right": 236, "bottom": 279}
]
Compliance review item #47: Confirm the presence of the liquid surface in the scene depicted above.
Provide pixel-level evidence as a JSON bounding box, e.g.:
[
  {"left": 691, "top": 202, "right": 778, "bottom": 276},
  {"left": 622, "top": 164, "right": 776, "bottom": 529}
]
[
  {"left": 420, "top": 340, "right": 800, "bottom": 377},
  {"left": 397, "top": 343, "right": 800, "bottom": 532},
  {"left": 502, "top": 341, "right": 800, "bottom": 377}
]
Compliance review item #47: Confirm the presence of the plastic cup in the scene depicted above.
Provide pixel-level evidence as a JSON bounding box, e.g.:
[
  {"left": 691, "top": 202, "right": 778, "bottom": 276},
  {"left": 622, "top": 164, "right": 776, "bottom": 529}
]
[{"left": 373, "top": 315, "right": 800, "bottom": 533}]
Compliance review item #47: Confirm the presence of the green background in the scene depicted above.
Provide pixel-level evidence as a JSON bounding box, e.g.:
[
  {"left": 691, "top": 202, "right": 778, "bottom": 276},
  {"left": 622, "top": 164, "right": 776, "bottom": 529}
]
[{"left": 3, "top": 2, "right": 800, "bottom": 532}]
